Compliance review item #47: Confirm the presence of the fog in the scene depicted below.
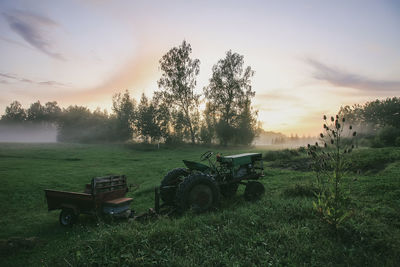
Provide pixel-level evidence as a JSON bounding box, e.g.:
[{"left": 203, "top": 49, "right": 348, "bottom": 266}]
[
  {"left": 0, "top": 124, "right": 57, "bottom": 143},
  {"left": 253, "top": 131, "right": 318, "bottom": 148}
]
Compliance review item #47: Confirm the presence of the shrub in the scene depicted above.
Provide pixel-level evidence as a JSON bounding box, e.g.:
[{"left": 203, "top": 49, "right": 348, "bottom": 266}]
[
  {"left": 264, "top": 148, "right": 301, "bottom": 161},
  {"left": 378, "top": 126, "right": 400, "bottom": 147},
  {"left": 396, "top": 136, "right": 400, "bottom": 147}
]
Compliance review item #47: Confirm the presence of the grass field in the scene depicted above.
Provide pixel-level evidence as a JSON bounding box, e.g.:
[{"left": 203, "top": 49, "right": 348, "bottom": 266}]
[{"left": 0, "top": 143, "right": 399, "bottom": 266}]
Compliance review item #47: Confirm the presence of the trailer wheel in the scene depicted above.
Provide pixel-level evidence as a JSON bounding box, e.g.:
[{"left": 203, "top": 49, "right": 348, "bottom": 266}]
[
  {"left": 160, "top": 168, "right": 189, "bottom": 205},
  {"left": 220, "top": 183, "right": 239, "bottom": 198},
  {"left": 59, "top": 209, "right": 77, "bottom": 227},
  {"left": 244, "top": 181, "right": 265, "bottom": 201},
  {"left": 176, "top": 173, "right": 220, "bottom": 213}
]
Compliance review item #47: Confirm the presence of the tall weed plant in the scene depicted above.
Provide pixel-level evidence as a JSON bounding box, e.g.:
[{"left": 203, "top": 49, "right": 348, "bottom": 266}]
[{"left": 308, "top": 115, "right": 357, "bottom": 230}]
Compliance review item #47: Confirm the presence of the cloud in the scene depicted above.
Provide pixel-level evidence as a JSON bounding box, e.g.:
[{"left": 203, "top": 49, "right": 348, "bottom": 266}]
[
  {"left": 0, "top": 73, "right": 17, "bottom": 79},
  {"left": 2, "top": 10, "right": 65, "bottom": 60},
  {"left": 61, "top": 43, "right": 162, "bottom": 102},
  {"left": 0, "top": 72, "right": 68, "bottom": 87},
  {"left": 307, "top": 58, "right": 400, "bottom": 92},
  {"left": 256, "top": 91, "right": 300, "bottom": 102},
  {"left": 0, "top": 35, "right": 31, "bottom": 49},
  {"left": 38, "top": 81, "right": 67, "bottom": 87}
]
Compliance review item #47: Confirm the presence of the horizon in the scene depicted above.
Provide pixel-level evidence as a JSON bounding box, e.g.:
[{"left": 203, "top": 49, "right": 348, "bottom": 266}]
[{"left": 1, "top": 0, "right": 399, "bottom": 135}]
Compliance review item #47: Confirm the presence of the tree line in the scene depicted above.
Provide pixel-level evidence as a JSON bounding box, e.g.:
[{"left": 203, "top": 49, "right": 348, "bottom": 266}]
[
  {"left": 338, "top": 97, "right": 400, "bottom": 147},
  {"left": 0, "top": 41, "right": 259, "bottom": 145}
]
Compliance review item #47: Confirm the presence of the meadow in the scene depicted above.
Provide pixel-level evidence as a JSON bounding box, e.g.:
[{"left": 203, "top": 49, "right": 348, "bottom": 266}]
[{"left": 0, "top": 143, "right": 399, "bottom": 266}]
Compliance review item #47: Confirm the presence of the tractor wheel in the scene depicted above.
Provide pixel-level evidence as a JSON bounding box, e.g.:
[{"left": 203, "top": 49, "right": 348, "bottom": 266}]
[
  {"left": 244, "top": 181, "right": 265, "bottom": 201},
  {"left": 176, "top": 173, "right": 220, "bottom": 213},
  {"left": 160, "top": 168, "right": 189, "bottom": 205},
  {"left": 220, "top": 183, "right": 239, "bottom": 198},
  {"left": 59, "top": 209, "right": 77, "bottom": 227}
]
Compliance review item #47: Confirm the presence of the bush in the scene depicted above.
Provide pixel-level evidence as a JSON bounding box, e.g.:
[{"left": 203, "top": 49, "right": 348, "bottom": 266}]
[
  {"left": 358, "top": 137, "right": 372, "bottom": 147},
  {"left": 396, "top": 137, "right": 400, "bottom": 147},
  {"left": 378, "top": 126, "right": 400, "bottom": 147},
  {"left": 264, "top": 149, "right": 302, "bottom": 161},
  {"left": 371, "top": 136, "right": 384, "bottom": 148}
]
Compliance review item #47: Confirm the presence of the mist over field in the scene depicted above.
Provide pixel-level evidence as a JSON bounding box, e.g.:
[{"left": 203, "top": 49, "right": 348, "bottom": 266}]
[{"left": 0, "top": 124, "right": 57, "bottom": 143}]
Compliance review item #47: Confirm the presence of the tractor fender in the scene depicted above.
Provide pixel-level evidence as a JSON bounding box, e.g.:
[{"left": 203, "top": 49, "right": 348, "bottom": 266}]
[{"left": 182, "top": 160, "right": 211, "bottom": 172}]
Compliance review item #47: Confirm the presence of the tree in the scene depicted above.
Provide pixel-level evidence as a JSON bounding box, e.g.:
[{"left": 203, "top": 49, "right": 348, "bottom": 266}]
[
  {"left": 26, "top": 101, "right": 45, "bottom": 122},
  {"left": 1, "top": 101, "right": 26, "bottom": 123},
  {"left": 112, "top": 90, "right": 136, "bottom": 141},
  {"left": 57, "top": 105, "right": 93, "bottom": 142},
  {"left": 43, "top": 101, "right": 62, "bottom": 122},
  {"left": 199, "top": 102, "right": 216, "bottom": 144},
  {"left": 157, "top": 40, "right": 200, "bottom": 144},
  {"left": 151, "top": 94, "right": 171, "bottom": 141},
  {"left": 339, "top": 97, "right": 400, "bottom": 133},
  {"left": 57, "top": 105, "right": 116, "bottom": 143},
  {"left": 136, "top": 93, "right": 171, "bottom": 143},
  {"left": 233, "top": 99, "right": 258, "bottom": 145},
  {"left": 204, "top": 50, "right": 256, "bottom": 145}
]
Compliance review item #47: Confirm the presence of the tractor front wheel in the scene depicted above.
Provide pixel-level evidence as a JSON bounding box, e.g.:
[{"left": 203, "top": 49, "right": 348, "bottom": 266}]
[
  {"left": 176, "top": 174, "right": 220, "bottom": 213},
  {"left": 244, "top": 181, "right": 265, "bottom": 201}
]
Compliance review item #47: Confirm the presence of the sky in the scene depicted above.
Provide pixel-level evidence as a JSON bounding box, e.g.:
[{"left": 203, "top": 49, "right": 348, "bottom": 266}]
[{"left": 0, "top": 0, "right": 399, "bottom": 135}]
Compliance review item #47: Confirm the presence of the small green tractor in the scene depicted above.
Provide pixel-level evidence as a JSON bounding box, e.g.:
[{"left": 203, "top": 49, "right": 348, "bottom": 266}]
[{"left": 159, "top": 151, "right": 265, "bottom": 212}]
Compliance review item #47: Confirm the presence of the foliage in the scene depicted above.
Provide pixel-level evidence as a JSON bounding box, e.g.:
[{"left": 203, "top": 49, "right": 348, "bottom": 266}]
[
  {"left": 339, "top": 97, "right": 400, "bottom": 138},
  {"left": 112, "top": 90, "right": 136, "bottom": 141},
  {"left": 57, "top": 106, "right": 116, "bottom": 143},
  {"left": 308, "top": 114, "right": 357, "bottom": 229},
  {"left": 199, "top": 102, "right": 216, "bottom": 144},
  {"left": 204, "top": 50, "right": 257, "bottom": 145},
  {"left": 377, "top": 126, "right": 400, "bottom": 147},
  {"left": 26, "top": 101, "right": 46, "bottom": 122},
  {"left": 1, "top": 100, "right": 27, "bottom": 123},
  {"left": 264, "top": 148, "right": 302, "bottom": 161},
  {"left": 137, "top": 94, "right": 163, "bottom": 143},
  {"left": 234, "top": 99, "right": 258, "bottom": 145},
  {"left": 157, "top": 40, "right": 201, "bottom": 144}
]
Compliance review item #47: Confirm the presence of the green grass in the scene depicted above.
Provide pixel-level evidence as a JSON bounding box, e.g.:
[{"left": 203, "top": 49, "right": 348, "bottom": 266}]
[{"left": 0, "top": 143, "right": 399, "bottom": 266}]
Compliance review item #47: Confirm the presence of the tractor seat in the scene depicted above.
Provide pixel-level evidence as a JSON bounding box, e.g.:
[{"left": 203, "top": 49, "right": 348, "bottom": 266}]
[{"left": 104, "top": 197, "right": 133, "bottom": 206}]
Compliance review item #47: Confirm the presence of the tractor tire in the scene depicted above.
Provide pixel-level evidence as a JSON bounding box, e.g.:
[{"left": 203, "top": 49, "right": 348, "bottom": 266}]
[
  {"left": 220, "top": 183, "right": 239, "bottom": 198},
  {"left": 244, "top": 181, "right": 265, "bottom": 201},
  {"left": 160, "top": 168, "right": 189, "bottom": 205},
  {"left": 59, "top": 208, "right": 77, "bottom": 227},
  {"left": 176, "top": 173, "right": 220, "bottom": 213}
]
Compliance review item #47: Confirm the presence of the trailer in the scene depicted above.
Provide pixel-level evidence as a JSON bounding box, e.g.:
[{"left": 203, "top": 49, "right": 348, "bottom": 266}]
[{"left": 45, "top": 175, "right": 133, "bottom": 226}]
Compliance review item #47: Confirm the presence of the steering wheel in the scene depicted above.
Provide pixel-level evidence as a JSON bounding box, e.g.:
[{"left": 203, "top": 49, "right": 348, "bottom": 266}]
[{"left": 200, "top": 151, "right": 214, "bottom": 161}]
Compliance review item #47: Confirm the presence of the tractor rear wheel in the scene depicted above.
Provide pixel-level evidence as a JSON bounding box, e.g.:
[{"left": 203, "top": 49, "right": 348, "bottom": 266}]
[
  {"left": 160, "top": 168, "right": 189, "bottom": 205},
  {"left": 244, "top": 181, "right": 265, "bottom": 201},
  {"left": 176, "top": 174, "right": 220, "bottom": 213},
  {"left": 220, "top": 183, "right": 239, "bottom": 198}
]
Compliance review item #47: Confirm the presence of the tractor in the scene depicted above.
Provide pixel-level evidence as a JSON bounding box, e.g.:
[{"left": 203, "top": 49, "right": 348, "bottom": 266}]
[{"left": 159, "top": 151, "right": 265, "bottom": 212}]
